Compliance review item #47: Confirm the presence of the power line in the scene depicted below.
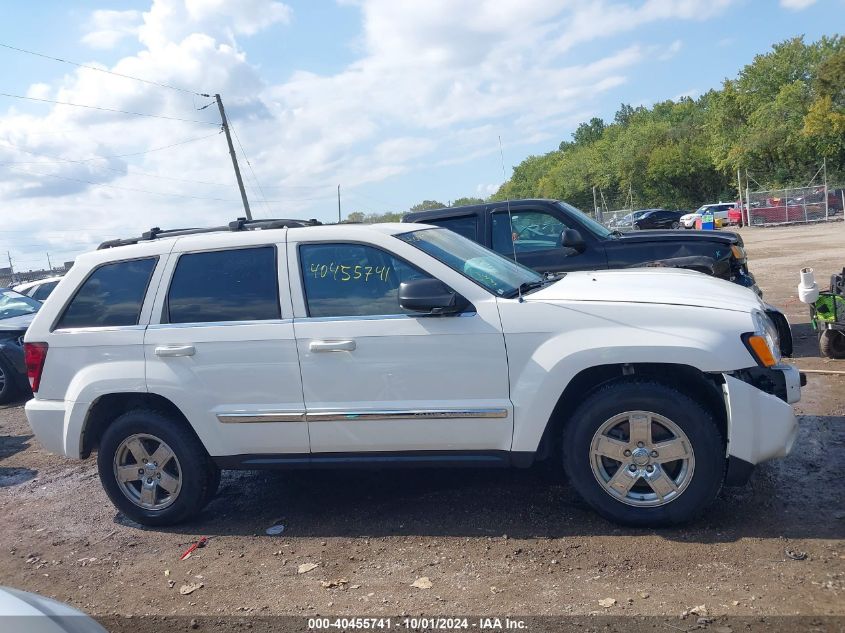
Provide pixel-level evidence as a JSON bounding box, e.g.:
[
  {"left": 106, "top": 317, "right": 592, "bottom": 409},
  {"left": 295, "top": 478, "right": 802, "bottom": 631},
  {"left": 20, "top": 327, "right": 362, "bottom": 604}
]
[
  {"left": 0, "top": 137, "right": 232, "bottom": 187},
  {"left": 4, "top": 164, "right": 237, "bottom": 202},
  {"left": 3, "top": 165, "right": 345, "bottom": 204},
  {"left": 0, "top": 42, "right": 203, "bottom": 95},
  {"left": 0, "top": 92, "right": 218, "bottom": 125}
]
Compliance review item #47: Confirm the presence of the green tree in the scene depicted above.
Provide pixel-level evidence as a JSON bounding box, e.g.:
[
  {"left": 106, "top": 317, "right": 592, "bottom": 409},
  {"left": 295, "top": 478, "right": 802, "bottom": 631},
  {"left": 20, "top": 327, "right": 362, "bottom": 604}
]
[{"left": 409, "top": 200, "right": 447, "bottom": 212}]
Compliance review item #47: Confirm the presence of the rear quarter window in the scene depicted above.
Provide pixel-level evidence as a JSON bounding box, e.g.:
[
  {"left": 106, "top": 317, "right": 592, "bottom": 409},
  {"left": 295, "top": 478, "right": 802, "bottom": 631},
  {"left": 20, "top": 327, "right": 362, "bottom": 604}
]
[{"left": 56, "top": 258, "right": 157, "bottom": 329}]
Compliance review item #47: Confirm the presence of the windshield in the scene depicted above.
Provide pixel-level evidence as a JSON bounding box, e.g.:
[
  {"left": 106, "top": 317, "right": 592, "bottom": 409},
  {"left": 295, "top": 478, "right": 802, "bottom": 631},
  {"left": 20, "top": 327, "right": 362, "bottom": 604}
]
[
  {"left": 0, "top": 289, "right": 41, "bottom": 320},
  {"left": 555, "top": 201, "right": 612, "bottom": 238},
  {"left": 395, "top": 228, "right": 542, "bottom": 297}
]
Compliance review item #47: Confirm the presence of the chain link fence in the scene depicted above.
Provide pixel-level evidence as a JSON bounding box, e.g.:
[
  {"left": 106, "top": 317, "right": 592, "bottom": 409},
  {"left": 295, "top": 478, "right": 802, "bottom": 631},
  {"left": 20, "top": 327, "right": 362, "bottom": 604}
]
[{"left": 744, "top": 184, "right": 844, "bottom": 227}]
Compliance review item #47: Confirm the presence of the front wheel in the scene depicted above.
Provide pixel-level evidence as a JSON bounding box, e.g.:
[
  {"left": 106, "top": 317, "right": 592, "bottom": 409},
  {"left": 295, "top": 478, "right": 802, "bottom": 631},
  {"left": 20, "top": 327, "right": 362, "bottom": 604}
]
[
  {"left": 98, "top": 409, "right": 218, "bottom": 526},
  {"left": 562, "top": 380, "right": 725, "bottom": 527},
  {"left": 670, "top": 221, "right": 680, "bottom": 229}
]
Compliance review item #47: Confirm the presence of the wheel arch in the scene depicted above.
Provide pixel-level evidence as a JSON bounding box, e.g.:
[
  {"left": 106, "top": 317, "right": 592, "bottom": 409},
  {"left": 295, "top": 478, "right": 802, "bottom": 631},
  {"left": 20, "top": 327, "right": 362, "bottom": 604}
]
[
  {"left": 531, "top": 363, "right": 726, "bottom": 464},
  {"left": 80, "top": 392, "right": 195, "bottom": 459}
]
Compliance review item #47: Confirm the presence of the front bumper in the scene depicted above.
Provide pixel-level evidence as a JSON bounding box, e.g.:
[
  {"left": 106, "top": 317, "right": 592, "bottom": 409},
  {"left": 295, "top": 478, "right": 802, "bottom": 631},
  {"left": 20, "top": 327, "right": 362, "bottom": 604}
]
[{"left": 722, "top": 365, "right": 800, "bottom": 467}]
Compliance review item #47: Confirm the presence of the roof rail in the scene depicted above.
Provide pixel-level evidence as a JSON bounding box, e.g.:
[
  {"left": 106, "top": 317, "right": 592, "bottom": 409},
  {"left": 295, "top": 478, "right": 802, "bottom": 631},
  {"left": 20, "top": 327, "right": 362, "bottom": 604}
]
[{"left": 97, "top": 217, "right": 323, "bottom": 249}]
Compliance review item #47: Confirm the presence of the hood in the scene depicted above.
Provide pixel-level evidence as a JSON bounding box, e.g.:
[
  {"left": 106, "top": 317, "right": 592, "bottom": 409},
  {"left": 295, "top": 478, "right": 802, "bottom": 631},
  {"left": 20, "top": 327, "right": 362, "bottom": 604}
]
[
  {"left": 680, "top": 212, "right": 699, "bottom": 220},
  {"left": 0, "top": 313, "right": 35, "bottom": 331},
  {"left": 613, "top": 229, "right": 741, "bottom": 246},
  {"left": 525, "top": 268, "right": 762, "bottom": 313}
]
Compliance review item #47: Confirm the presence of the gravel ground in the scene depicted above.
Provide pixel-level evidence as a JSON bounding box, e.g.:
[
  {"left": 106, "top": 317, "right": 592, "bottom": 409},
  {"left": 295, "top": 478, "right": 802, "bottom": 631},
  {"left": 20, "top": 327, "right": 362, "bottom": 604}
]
[{"left": 0, "top": 222, "right": 843, "bottom": 631}]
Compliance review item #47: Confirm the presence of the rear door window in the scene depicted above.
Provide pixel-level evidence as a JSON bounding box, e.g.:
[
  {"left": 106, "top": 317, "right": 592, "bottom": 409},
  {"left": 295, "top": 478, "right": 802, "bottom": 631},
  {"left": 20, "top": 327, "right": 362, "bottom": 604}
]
[
  {"left": 166, "top": 246, "right": 280, "bottom": 324},
  {"left": 57, "top": 258, "right": 157, "bottom": 329}
]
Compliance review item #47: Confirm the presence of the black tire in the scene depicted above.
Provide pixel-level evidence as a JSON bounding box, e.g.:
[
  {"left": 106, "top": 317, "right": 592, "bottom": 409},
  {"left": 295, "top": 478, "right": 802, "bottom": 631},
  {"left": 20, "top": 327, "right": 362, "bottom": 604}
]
[
  {"left": 561, "top": 379, "right": 725, "bottom": 527},
  {"left": 0, "top": 356, "right": 19, "bottom": 405},
  {"left": 819, "top": 330, "right": 845, "bottom": 359},
  {"left": 671, "top": 221, "right": 680, "bottom": 229},
  {"left": 97, "top": 409, "right": 217, "bottom": 526}
]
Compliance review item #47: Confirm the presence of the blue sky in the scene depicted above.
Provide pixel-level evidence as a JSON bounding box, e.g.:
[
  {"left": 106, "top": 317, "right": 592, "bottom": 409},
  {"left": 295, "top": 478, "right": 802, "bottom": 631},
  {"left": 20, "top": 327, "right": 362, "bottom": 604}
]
[{"left": 0, "top": 0, "right": 842, "bottom": 270}]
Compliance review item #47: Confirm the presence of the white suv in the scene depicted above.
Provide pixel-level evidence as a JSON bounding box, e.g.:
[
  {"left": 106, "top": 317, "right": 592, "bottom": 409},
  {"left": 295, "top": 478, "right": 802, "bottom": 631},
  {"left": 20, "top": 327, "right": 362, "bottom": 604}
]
[
  {"left": 23, "top": 220, "right": 801, "bottom": 527},
  {"left": 680, "top": 203, "right": 735, "bottom": 228}
]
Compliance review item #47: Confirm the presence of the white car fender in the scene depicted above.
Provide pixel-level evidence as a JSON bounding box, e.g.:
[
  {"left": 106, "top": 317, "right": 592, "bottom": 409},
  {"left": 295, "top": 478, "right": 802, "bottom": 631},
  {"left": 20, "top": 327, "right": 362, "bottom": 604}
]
[{"left": 499, "top": 300, "right": 757, "bottom": 453}]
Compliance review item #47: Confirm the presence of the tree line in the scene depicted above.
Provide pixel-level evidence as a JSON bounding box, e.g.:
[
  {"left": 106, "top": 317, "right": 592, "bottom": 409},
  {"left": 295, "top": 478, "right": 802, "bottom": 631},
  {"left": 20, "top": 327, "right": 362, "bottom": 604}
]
[{"left": 349, "top": 35, "right": 843, "bottom": 221}]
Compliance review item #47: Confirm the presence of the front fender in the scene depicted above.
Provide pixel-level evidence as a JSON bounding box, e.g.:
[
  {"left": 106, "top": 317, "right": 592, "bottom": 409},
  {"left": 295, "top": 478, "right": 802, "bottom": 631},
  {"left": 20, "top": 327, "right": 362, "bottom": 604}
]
[{"left": 500, "top": 302, "right": 755, "bottom": 453}]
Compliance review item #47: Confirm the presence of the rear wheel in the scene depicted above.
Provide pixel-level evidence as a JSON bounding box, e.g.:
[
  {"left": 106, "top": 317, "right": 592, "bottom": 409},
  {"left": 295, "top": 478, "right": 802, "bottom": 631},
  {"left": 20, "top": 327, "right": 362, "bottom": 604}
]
[
  {"left": 820, "top": 330, "right": 845, "bottom": 359},
  {"left": 98, "top": 409, "right": 217, "bottom": 526},
  {"left": 562, "top": 379, "right": 725, "bottom": 526}
]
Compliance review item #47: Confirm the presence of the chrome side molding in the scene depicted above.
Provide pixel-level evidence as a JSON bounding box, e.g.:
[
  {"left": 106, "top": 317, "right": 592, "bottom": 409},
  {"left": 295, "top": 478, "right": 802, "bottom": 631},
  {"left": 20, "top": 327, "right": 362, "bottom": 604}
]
[{"left": 217, "top": 408, "right": 508, "bottom": 424}]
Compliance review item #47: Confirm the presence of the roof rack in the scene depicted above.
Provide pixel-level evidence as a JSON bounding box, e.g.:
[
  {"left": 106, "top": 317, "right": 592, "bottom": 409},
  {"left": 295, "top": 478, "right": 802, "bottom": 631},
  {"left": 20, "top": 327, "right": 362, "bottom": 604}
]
[{"left": 97, "top": 217, "right": 323, "bottom": 249}]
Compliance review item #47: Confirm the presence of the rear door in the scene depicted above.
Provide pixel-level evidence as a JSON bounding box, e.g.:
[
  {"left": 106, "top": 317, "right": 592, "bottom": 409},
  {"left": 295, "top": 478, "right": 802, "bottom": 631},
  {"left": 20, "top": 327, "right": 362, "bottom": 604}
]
[
  {"left": 144, "top": 234, "right": 308, "bottom": 460},
  {"left": 487, "top": 206, "right": 607, "bottom": 274}
]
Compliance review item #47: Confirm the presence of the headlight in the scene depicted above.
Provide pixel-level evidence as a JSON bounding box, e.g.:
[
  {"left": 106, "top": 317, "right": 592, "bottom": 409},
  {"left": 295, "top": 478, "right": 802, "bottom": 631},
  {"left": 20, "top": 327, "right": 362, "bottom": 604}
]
[
  {"left": 743, "top": 310, "right": 782, "bottom": 367},
  {"left": 730, "top": 244, "right": 747, "bottom": 262}
]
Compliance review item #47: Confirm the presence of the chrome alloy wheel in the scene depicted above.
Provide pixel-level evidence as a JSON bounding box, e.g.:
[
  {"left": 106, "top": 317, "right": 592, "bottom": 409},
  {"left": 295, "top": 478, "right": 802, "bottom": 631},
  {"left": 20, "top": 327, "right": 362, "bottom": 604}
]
[
  {"left": 0, "top": 364, "right": 6, "bottom": 394},
  {"left": 589, "top": 410, "right": 694, "bottom": 507},
  {"left": 113, "top": 434, "right": 182, "bottom": 510}
]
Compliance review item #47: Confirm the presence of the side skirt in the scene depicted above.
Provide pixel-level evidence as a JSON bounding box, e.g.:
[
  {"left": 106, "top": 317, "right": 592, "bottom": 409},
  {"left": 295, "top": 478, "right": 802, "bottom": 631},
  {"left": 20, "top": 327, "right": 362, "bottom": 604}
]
[{"left": 213, "top": 450, "right": 537, "bottom": 470}]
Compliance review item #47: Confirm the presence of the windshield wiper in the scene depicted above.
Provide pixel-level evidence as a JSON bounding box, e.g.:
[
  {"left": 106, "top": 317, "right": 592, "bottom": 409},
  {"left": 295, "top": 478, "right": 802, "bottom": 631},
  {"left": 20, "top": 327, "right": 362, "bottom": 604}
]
[{"left": 508, "top": 273, "right": 564, "bottom": 298}]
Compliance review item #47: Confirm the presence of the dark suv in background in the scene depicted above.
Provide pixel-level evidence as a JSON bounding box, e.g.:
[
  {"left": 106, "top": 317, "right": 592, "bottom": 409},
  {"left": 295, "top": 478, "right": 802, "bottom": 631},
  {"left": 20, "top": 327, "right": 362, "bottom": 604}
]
[{"left": 403, "top": 198, "right": 793, "bottom": 355}]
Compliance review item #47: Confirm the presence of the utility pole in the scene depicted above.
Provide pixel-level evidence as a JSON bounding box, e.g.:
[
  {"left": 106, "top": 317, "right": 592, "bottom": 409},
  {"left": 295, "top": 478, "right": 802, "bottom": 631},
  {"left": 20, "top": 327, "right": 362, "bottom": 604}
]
[
  {"left": 7, "top": 251, "right": 14, "bottom": 284},
  {"left": 337, "top": 184, "right": 341, "bottom": 223},
  {"left": 212, "top": 93, "right": 252, "bottom": 220},
  {"left": 46, "top": 252, "right": 52, "bottom": 272}
]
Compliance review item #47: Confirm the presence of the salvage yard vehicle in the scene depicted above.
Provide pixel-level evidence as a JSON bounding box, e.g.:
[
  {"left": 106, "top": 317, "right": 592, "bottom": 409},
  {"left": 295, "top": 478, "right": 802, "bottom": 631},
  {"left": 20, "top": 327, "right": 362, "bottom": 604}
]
[
  {"left": 403, "top": 199, "right": 793, "bottom": 356},
  {"left": 24, "top": 219, "right": 802, "bottom": 527},
  {"left": 12, "top": 275, "right": 63, "bottom": 302},
  {"left": 0, "top": 288, "right": 41, "bottom": 404},
  {"left": 680, "top": 202, "right": 735, "bottom": 229}
]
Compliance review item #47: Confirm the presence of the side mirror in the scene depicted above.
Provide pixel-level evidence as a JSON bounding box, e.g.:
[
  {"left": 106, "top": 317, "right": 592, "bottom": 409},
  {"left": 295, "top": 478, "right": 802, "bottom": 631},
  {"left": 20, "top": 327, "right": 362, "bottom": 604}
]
[
  {"left": 399, "top": 278, "right": 469, "bottom": 315},
  {"left": 560, "top": 228, "right": 586, "bottom": 252}
]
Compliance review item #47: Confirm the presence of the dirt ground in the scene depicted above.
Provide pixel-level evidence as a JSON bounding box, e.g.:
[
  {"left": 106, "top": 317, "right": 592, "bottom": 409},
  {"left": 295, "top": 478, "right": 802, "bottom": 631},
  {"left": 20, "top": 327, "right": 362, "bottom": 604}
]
[{"left": 0, "top": 222, "right": 843, "bottom": 631}]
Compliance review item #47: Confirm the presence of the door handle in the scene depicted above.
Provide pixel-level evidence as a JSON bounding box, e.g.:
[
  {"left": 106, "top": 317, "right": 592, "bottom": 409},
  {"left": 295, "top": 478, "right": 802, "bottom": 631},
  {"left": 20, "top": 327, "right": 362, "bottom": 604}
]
[
  {"left": 309, "top": 339, "right": 356, "bottom": 353},
  {"left": 154, "top": 345, "right": 196, "bottom": 357}
]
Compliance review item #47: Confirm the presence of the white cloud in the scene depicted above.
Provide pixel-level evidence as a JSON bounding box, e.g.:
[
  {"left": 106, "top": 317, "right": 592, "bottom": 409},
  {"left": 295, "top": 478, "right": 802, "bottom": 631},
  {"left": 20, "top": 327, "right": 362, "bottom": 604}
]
[
  {"left": 2, "top": 0, "right": 739, "bottom": 267},
  {"left": 82, "top": 10, "right": 143, "bottom": 49},
  {"left": 659, "top": 39, "right": 683, "bottom": 61},
  {"left": 780, "top": 0, "right": 817, "bottom": 9},
  {"left": 25, "top": 83, "right": 51, "bottom": 100}
]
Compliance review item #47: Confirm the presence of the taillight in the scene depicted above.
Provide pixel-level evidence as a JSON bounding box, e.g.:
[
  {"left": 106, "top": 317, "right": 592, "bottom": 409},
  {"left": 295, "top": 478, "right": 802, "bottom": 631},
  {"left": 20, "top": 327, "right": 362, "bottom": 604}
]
[{"left": 24, "top": 342, "right": 48, "bottom": 393}]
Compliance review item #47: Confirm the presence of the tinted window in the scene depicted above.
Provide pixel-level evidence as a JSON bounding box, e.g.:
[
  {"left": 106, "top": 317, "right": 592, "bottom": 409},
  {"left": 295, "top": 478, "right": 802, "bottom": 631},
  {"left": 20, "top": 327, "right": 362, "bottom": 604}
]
[
  {"left": 428, "top": 215, "right": 478, "bottom": 241},
  {"left": 300, "top": 243, "right": 430, "bottom": 318},
  {"left": 32, "top": 281, "right": 59, "bottom": 301},
  {"left": 167, "top": 247, "right": 280, "bottom": 324},
  {"left": 492, "top": 210, "right": 568, "bottom": 255},
  {"left": 57, "top": 258, "right": 156, "bottom": 329}
]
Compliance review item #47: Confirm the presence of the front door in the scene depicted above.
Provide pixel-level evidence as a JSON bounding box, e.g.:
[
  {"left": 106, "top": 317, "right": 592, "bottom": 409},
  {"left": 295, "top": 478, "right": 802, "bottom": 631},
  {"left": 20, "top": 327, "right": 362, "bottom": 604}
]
[
  {"left": 144, "top": 240, "right": 309, "bottom": 459},
  {"left": 287, "top": 230, "right": 513, "bottom": 458},
  {"left": 488, "top": 207, "right": 608, "bottom": 274}
]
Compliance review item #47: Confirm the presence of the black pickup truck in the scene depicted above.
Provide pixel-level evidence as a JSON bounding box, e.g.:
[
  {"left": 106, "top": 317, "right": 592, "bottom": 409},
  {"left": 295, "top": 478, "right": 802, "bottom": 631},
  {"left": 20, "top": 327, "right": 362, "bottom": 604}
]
[{"left": 403, "top": 198, "right": 792, "bottom": 355}]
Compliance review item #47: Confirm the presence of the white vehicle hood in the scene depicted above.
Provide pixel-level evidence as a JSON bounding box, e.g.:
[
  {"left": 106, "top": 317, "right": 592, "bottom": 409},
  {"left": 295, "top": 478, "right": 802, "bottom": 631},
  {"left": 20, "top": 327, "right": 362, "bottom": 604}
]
[
  {"left": 525, "top": 268, "right": 762, "bottom": 313},
  {"left": 680, "top": 212, "right": 699, "bottom": 221}
]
